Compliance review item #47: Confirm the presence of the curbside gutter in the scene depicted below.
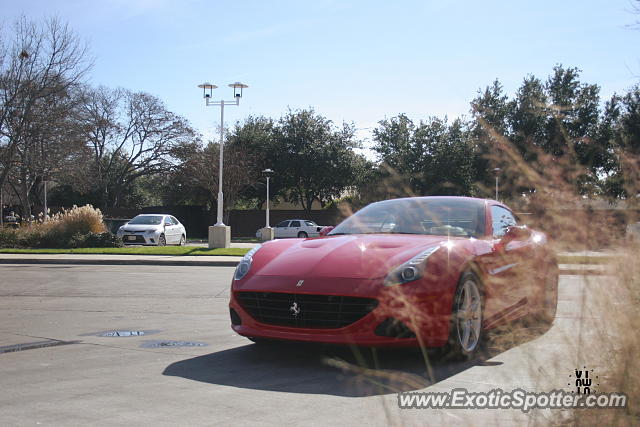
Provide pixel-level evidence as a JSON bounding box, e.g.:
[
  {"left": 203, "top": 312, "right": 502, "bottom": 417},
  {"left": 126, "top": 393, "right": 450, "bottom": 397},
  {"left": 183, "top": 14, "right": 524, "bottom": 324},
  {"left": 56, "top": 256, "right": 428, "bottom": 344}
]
[{"left": 0, "top": 258, "right": 240, "bottom": 267}]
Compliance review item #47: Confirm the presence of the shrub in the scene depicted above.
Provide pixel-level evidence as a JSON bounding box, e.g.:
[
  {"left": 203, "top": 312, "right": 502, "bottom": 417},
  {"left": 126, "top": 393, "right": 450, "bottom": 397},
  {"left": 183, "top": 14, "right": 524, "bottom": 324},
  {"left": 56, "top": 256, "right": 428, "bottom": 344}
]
[
  {"left": 69, "top": 231, "right": 123, "bottom": 248},
  {"left": 0, "top": 228, "right": 18, "bottom": 248},
  {"left": 0, "top": 205, "right": 119, "bottom": 248}
]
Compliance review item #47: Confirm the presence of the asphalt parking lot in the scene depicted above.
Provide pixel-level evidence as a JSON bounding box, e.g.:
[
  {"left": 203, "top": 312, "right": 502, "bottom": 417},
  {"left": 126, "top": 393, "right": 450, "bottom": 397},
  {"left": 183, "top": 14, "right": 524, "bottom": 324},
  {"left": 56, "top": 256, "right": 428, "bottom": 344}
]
[{"left": 0, "top": 265, "right": 609, "bottom": 426}]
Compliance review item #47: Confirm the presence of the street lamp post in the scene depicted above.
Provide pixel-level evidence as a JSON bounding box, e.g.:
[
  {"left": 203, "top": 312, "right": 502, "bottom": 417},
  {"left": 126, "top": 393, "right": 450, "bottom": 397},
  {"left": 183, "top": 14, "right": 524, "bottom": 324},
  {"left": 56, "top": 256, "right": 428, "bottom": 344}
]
[
  {"left": 492, "top": 168, "right": 501, "bottom": 201},
  {"left": 198, "top": 81, "right": 249, "bottom": 248},
  {"left": 259, "top": 168, "right": 275, "bottom": 241},
  {"left": 263, "top": 169, "right": 274, "bottom": 228}
]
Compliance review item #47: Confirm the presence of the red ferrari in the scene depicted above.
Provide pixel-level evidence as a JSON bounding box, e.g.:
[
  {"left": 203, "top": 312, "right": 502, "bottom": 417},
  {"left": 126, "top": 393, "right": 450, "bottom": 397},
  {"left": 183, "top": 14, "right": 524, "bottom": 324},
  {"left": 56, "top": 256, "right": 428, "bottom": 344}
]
[{"left": 229, "top": 196, "right": 558, "bottom": 358}]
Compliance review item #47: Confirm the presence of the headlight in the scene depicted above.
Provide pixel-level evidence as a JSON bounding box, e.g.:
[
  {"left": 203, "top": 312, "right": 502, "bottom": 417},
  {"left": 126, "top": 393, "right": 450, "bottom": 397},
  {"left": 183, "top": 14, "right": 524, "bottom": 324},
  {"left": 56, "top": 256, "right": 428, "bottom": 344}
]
[
  {"left": 384, "top": 246, "right": 440, "bottom": 286},
  {"left": 146, "top": 229, "right": 157, "bottom": 233},
  {"left": 234, "top": 244, "right": 262, "bottom": 281}
]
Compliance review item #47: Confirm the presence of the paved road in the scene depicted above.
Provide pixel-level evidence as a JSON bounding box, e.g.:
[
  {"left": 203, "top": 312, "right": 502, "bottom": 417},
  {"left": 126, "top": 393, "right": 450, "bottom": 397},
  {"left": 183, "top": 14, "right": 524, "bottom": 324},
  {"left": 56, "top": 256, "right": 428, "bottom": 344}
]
[{"left": 0, "top": 265, "right": 610, "bottom": 426}]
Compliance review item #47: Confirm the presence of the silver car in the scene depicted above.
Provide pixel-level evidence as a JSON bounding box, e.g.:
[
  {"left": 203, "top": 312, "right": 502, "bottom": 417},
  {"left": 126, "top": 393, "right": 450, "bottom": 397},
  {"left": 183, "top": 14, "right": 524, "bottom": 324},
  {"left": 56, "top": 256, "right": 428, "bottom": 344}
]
[{"left": 117, "top": 214, "right": 186, "bottom": 246}]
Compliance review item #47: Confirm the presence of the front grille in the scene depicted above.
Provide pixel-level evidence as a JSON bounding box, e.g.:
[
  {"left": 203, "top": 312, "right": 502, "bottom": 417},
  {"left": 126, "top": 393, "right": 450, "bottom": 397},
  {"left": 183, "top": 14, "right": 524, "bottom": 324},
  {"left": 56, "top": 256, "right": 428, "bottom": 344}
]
[
  {"left": 123, "top": 234, "right": 146, "bottom": 243},
  {"left": 236, "top": 291, "right": 378, "bottom": 329}
]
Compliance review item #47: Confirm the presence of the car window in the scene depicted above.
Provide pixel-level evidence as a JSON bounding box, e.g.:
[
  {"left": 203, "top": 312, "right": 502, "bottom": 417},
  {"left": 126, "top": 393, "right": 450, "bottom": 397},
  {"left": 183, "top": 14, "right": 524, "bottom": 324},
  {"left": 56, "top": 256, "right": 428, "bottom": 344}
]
[
  {"left": 304, "top": 221, "right": 316, "bottom": 227},
  {"left": 276, "top": 221, "right": 289, "bottom": 228},
  {"left": 170, "top": 216, "right": 179, "bottom": 225},
  {"left": 329, "top": 198, "right": 485, "bottom": 237},
  {"left": 491, "top": 206, "right": 517, "bottom": 237},
  {"left": 128, "top": 215, "right": 163, "bottom": 225},
  {"left": 290, "top": 221, "right": 301, "bottom": 227}
]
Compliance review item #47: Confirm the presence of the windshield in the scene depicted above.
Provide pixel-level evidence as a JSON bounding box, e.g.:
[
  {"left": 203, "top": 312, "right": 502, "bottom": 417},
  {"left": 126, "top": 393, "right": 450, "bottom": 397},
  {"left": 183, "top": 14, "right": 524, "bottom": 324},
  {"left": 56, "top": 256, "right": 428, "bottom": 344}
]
[
  {"left": 128, "top": 215, "right": 164, "bottom": 225},
  {"left": 329, "top": 198, "right": 486, "bottom": 238}
]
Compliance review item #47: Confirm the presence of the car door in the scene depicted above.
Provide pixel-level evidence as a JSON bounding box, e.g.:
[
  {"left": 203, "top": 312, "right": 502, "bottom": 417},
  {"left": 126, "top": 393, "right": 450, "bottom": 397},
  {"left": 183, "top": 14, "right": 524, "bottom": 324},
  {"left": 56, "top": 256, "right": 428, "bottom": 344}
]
[
  {"left": 170, "top": 216, "right": 183, "bottom": 242},
  {"left": 274, "top": 220, "right": 290, "bottom": 238},
  {"left": 480, "top": 205, "right": 527, "bottom": 324},
  {"left": 289, "top": 220, "right": 302, "bottom": 237},
  {"left": 163, "top": 216, "right": 176, "bottom": 244}
]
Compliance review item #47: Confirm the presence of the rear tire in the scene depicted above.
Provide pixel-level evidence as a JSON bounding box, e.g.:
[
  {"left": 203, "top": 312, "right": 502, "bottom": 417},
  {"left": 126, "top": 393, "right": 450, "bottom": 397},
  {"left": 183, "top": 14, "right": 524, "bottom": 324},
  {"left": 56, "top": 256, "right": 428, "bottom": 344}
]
[
  {"left": 178, "top": 235, "right": 186, "bottom": 246},
  {"left": 445, "top": 271, "right": 486, "bottom": 360},
  {"left": 297, "top": 231, "right": 308, "bottom": 238}
]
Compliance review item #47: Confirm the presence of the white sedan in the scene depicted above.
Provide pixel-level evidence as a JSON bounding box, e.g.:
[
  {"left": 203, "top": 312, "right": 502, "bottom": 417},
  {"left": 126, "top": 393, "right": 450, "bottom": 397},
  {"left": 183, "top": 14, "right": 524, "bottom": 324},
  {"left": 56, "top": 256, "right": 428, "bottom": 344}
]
[
  {"left": 256, "top": 219, "right": 325, "bottom": 238},
  {"left": 117, "top": 214, "right": 186, "bottom": 246}
]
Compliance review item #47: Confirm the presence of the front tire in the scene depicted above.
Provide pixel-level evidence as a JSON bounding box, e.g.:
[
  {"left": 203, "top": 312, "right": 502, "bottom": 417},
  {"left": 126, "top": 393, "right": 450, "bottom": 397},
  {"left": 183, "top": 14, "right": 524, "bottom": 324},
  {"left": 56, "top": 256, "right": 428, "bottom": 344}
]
[
  {"left": 158, "top": 234, "right": 166, "bottom": 246},
  {"left": 446, "top": 271, "right": 485, "bottom": 360}
]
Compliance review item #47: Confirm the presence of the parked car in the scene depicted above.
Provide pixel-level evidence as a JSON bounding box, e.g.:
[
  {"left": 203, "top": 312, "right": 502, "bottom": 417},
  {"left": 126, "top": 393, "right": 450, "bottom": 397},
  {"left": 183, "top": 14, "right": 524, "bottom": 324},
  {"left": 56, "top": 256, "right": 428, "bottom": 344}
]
[
  {"left": 255, "top": 219, "right": 325, "bottom": 238},
  {"left": 116, "top": 214, "right": 186, "bottom": 246},
  {"left": 230, "top": 196, "right": 558, "bottom": 359}
]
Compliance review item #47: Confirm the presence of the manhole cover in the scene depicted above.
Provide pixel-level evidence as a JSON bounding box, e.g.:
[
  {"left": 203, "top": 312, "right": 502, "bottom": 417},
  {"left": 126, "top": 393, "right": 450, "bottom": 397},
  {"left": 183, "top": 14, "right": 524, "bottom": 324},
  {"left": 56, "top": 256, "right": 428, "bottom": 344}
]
[
  {"left": 140, "top": 340, "right": 208, "bottom": 348},
  {"left": 101, "top": 331, "right": 145, "bottom": 337},
  {"left": 82, "top": 329, "right": 160, "bottom": 337}
]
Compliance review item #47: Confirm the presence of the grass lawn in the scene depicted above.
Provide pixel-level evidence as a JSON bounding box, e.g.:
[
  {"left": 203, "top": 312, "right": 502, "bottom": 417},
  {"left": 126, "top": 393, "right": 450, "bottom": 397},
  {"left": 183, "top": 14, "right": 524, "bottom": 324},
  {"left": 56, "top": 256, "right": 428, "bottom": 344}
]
[{"left": 0, "top": 246, "right": 250, "bottom": 256}]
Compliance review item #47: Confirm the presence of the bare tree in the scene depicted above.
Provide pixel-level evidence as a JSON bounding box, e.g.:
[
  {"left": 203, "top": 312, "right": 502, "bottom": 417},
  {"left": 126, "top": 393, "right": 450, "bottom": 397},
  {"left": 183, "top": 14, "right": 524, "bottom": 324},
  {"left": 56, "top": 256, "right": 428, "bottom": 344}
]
[
  {"left": 169, "top": 139, "right": 258, "bottom": 220},
  {"left": 0, "top": 16, "right": 91, "bottom": 215},
  {"left": 79, "top": 86, "right": 195, "bottom": 207}
]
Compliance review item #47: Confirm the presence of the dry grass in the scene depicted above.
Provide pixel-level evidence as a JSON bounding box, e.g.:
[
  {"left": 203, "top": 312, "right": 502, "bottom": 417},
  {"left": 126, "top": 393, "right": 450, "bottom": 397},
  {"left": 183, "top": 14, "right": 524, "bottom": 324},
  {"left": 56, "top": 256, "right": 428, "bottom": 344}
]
[
  {"left": 316, "top": 106, "right": 640, "bottom": 426},
  {"left": 0, "top": 205, "right": 109, "bottom": 248}
]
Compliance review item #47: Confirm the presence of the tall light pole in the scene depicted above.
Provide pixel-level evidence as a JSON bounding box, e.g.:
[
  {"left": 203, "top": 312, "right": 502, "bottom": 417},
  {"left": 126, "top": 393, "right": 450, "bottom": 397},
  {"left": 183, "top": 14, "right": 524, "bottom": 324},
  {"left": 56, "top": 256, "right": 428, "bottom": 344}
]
[
  {"left": 493, "top": 168, "right": 501, "bottom": 201},
  {"left": 262, "top": 169, "right": 274, "bottom": 228},
  {"left": 198, "top": 81, "right": 249, "bottom": 248}
]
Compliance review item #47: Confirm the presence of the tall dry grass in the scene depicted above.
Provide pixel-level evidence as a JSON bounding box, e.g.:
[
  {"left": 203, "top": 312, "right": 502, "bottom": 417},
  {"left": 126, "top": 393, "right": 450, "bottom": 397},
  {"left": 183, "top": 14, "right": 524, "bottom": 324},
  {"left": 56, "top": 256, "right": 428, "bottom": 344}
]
[
  {"left": 0, "top": 205, "right": 111, "bottom": 248},
  {"left": 317, "top": 112, "right": 639, "bottom": 426}
]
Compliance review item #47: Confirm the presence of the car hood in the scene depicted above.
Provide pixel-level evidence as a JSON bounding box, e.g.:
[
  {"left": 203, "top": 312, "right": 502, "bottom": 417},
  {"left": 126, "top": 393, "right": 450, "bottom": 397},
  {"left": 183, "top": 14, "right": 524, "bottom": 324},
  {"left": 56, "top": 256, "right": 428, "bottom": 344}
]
[
  {"left": 121, "top": 224, "right": 162, "bottom": 232},
  {"left": 253, "top": 234, "right": 459, "bottom": 279}
]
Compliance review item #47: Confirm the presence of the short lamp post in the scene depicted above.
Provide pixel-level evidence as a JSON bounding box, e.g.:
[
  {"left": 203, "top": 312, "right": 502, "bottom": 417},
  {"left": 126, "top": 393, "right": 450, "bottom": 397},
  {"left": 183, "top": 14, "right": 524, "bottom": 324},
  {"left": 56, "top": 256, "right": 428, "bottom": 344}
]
[
  {"left": 260, "top": 168, "right": 275, "bottom": 241},
  {"left": 263, "top": 169, "right": 274, "bottom": 228},
  {"left": 198, "top": 81, "right": 249, "bottom": 248},
  {"left": 492, "top": 168, "right": 501, "bottom": 201}
]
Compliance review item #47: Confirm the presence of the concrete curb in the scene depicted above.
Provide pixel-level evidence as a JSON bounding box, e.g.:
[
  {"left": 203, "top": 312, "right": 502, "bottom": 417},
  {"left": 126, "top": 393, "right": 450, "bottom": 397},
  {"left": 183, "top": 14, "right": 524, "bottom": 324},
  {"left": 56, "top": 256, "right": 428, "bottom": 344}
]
[{"left": 0, "top": 258, "right": 241, "bottom": 267}]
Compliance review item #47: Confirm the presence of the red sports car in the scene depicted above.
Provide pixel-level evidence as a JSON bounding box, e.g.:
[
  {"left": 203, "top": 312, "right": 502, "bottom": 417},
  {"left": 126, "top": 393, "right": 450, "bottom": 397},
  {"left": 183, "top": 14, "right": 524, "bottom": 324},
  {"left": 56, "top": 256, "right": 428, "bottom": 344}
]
[{"left": 229, "top": 196, "right": 558, "bottom": 358}]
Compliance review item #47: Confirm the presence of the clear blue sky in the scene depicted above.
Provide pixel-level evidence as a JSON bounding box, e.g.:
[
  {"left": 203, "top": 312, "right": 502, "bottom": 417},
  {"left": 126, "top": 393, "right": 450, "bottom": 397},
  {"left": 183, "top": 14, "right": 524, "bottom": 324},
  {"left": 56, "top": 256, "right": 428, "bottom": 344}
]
[{"left": 2, "top": 0, "right": 639, "bottom": 149}]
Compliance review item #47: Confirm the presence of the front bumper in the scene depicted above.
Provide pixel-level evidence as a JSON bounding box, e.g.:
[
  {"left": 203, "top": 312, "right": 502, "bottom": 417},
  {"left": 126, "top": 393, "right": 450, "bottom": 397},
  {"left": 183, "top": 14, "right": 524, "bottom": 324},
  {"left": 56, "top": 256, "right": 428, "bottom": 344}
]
[
  {"left": 229, "top": 275, "right": 457, "bottom": 348},
  {"left": 117, "top": 231, "right": 160, "bottom": 245}
]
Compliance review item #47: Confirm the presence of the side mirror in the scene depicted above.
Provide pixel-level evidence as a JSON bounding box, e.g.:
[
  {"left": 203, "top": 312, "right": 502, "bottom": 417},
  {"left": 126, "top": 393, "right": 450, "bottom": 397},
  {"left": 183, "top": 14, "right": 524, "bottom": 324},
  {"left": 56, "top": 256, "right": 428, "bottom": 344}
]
[
  {"left": 503, "top": 225, "right": 531, "bottom": 241},
  {"left": 494, "top": 226, "right": 531, "bottom": 252},
  {"left": 165, "top": 222, "right": 172, "bottom": 226},
  {"left": 319, "top": 226, "right": 335, "bottom": 236}
]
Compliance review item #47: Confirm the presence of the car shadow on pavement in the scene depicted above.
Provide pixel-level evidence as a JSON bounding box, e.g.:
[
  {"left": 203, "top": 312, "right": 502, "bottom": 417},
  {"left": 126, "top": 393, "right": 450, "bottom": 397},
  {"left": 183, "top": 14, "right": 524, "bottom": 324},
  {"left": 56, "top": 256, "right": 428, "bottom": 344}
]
[{"left": 163, "top": 322, "right": 550, "bottom": 397}]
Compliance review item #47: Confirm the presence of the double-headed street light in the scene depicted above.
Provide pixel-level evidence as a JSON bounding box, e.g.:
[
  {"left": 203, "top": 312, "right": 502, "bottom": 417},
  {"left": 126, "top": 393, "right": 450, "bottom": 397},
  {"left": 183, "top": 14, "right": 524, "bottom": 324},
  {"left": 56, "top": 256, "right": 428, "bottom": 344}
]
[{"left": 198, "top": 81, "right": 249, "bottom": 248}]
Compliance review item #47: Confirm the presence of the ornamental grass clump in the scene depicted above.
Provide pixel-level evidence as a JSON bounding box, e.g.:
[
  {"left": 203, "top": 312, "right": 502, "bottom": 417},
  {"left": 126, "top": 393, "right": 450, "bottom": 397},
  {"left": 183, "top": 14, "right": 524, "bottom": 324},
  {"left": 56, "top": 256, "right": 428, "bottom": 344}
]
[{"left": 0, "top": 205, "right": 120, "bottom": 248}]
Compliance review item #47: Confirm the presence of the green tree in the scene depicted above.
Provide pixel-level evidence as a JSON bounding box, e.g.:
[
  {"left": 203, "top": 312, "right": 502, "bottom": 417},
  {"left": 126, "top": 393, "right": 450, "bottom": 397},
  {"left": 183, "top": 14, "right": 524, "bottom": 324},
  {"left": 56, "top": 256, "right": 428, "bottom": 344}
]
[
  {"left": 276, "top": 109, "right": 362, "bottom": 213},
  {"left": 372, "top": 115, "right": 478, "bottom": 197}
]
